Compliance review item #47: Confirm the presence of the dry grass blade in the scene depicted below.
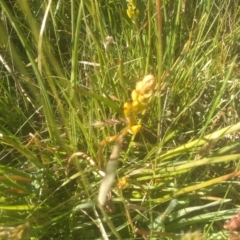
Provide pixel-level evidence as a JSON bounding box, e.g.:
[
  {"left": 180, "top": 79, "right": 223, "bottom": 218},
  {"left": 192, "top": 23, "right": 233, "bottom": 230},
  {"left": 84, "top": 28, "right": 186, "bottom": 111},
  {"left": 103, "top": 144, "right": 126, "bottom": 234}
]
[
  {"left": 91, "top": 119, "right": 124, "bottom": 128},
  {"left": 98, "top": 138, "right": 122, "bottom": 206}
]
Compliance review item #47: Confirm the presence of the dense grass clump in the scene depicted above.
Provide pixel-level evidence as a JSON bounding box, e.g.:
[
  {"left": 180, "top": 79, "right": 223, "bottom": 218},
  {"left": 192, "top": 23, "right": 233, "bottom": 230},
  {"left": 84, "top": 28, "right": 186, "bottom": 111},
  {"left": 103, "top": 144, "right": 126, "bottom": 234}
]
[{"left": 0, "top": 1, "right": 240, "bottom": 239}]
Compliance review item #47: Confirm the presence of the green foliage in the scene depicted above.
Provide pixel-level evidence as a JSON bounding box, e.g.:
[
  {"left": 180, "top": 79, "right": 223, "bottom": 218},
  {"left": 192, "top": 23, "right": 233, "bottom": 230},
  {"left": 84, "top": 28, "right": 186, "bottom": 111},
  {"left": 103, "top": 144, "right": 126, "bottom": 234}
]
[{"left": 0, "top": 0, "right": 240, "bottom": 239}]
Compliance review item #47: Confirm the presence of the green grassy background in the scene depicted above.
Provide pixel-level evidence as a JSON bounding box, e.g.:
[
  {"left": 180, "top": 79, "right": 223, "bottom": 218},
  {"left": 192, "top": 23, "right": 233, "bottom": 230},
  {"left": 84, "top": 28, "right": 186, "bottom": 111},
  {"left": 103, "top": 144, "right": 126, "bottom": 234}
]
[{"left": 0, "top": 0, "right": 240, "bottom": 239}]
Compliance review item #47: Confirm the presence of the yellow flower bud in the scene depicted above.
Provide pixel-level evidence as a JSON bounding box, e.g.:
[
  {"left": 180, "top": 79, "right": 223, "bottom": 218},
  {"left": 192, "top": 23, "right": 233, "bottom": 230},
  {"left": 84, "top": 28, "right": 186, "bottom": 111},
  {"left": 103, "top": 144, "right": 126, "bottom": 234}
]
[
  {"left": 117, "top": 177, "right": 130, "bottom": 190},
  {"left": 135, "top": 81, "right": 144, "bottom": 92},
  {"left": 124, "top": 102, "right": 137, "bottom": 126},
  {"left": 142, "top": 74, "right": 155, "bottom": 86},
  {"left": 137, "top": 95, "right": 149, "bottom": 106},
  {"left": 132, "top": 190, "right": 142, "bottom": 198},
  {"left": 126, "top": 8, "right": 133, "bottom": 19},
  {"left": 129, "top": 124, "right": 142, "bottom": 134},
  {"left": 131, "top": 89, "right": 139, "bottom": 101},
  {"left": 141, "top": 75, "right": 155, "bottom": 93},
  {"left": 123, "top": 102, "right": 132, "bottom": 118},
  {"left": 132, "top": 100, "right": 142, "bottom": 113}
]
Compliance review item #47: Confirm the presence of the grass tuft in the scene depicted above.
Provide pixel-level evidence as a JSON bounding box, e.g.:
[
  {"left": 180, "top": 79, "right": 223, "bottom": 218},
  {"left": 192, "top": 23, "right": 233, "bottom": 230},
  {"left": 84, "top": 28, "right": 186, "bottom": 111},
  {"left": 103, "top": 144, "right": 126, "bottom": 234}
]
[{"left": 0, "top": 0, "right": 240, "bottom": 239}]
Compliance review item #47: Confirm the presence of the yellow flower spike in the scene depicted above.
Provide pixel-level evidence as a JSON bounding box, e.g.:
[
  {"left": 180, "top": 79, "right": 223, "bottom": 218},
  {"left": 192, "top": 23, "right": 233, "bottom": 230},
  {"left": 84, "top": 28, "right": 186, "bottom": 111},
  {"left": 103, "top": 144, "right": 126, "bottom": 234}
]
[{"left": 98, "top": 74, "right": 155, "bottom": 168}]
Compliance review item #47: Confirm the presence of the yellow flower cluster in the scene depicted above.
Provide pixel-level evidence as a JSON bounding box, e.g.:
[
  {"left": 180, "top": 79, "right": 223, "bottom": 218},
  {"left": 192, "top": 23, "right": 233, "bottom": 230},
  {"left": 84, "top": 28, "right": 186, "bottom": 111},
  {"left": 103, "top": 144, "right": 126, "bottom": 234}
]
[
  {"left": 98, "top": 75, "right": 155, "bottom": 165},
  {"left": 97, "top": 75, "right": 155, "bottom": 205},
  {"left": 126, "top": 0, "right": 139, "bottom": 23},
  {"left": 124, "top": 75, "right": 156, "bottom": 134}
]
